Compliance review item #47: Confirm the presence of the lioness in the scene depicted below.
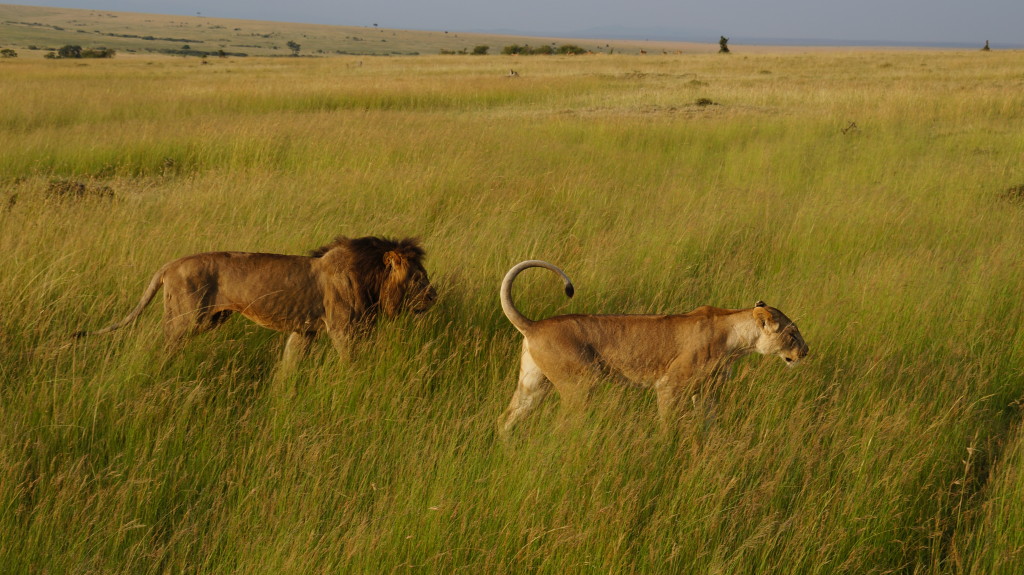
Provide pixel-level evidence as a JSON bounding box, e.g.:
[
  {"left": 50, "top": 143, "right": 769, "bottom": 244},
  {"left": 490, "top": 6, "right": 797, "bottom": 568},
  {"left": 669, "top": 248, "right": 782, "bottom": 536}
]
[
  {"left": 497, "top": 260, "right": 808, "bottom": 434},
  {"left": 74, "top": 236, "right": 436, "bottom": 371}
]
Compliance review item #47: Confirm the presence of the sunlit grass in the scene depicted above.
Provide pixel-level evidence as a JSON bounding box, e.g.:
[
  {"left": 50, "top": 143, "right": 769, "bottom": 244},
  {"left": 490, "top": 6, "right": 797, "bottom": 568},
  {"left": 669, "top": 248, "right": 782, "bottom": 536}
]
[{"left": 2, "top": 51, "right": 1024, "bottom": 573}]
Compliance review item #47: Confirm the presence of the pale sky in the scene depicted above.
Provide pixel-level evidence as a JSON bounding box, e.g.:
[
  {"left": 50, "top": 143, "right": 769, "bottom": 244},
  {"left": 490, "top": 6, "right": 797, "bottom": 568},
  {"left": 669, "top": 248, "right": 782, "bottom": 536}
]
[{"left": 9, "top": 0, "right": 1023, "bottom": 46}]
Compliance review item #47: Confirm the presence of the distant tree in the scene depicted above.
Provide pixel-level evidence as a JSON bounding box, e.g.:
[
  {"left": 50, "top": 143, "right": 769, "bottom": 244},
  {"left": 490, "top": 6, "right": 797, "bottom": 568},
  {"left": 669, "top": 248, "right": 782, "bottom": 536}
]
[
  {"left": 1, "top": 48, "right": 17, "bottom": 58},
  {"left": 58, "top": 44, "right": 82, "bottom": 58},
  {"left": 81, "top": 48, "right": 115, "bottom": 58},
  {"left": 503, "top": 43, "right": 589, "bottom": 56},
  {"left": 472, "top": 45, "right": 489, "bottom": 55},
  {"left": 557, "top": 44, "right": 587, "bottom": 55},
  {"left": 287, "top": 40, "right": 301, "bottom": 56},
  {"left": 49, "top": 44, "right": 113, "bottom": 59},
  {"left": 981, "top": 40, "right": 991, "bottom": 51},
  {"left": 719, "top": 36, "right": 730, "bottom": 54}
]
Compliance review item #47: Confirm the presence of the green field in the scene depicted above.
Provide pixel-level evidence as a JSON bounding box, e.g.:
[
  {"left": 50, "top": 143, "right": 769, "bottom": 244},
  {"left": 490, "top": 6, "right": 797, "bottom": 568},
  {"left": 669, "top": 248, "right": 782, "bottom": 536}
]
[{"left": 2, "top": 32, "right": 1024, "bottom": 574}]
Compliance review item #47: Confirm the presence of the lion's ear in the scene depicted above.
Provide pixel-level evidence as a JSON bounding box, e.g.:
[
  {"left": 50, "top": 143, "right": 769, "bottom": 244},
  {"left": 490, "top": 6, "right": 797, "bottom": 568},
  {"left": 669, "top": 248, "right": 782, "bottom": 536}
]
[
  {"left": 753, "top": 305, "right": 777, "bottom": 333},
  {"left": 384, "top": 251, "right": 403, "bottom": 269}
]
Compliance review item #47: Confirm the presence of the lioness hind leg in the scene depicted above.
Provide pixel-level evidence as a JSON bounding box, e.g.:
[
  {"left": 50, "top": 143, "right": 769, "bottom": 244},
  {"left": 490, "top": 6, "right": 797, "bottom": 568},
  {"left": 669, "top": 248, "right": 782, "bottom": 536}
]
[
  {"left": 161, "top": 289, "right": 204, "bottom": 349},
  {"left": 498, "top": 348, "right": 552, "bottom": 436},
  {"left": 655, "top": 379, "right": 689, "bottom": 433}
]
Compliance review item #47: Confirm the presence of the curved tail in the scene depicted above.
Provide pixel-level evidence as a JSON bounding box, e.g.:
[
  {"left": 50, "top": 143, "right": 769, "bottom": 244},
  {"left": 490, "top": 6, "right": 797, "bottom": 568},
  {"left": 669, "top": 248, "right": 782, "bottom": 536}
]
[
  {"left": 73, "top": 267, "right": 165, "bottom": 338},
  {"left": 500, "top": 260, "right": 574, "bottom": 334}
]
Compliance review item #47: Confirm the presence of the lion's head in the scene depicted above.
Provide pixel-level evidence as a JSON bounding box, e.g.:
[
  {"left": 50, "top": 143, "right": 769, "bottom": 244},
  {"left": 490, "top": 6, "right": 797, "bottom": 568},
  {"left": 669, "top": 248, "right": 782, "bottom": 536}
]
[
  {"left": 752, "top": 301, "right": 808, "bottom": 366},
  {"left": 312, "top": 236, "right": 437, "bottom": 317}
]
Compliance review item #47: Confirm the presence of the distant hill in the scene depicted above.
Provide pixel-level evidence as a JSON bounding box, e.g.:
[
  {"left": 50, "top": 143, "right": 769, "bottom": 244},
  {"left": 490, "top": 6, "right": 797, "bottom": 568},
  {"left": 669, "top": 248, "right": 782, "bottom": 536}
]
[{"left": 0, "top": 3, "right": 715, "bottom": 57}]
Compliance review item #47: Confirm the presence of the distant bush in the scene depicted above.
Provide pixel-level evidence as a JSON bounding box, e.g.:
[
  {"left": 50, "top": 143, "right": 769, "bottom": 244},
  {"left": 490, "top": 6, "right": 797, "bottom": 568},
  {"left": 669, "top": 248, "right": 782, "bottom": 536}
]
[
  {"left": 46, "top": 179, "right": 114, "bottom": 201},
  {"left": 82, "top": 48, "right": 116, "bottom": 58},
  {"left": 1, "top": 48, "right": 17, "bottom": 58},
  {"left": 472, "top": 45, "right": 489, "bottom": 55},
  {"left": 502, "top": 43, "right": 589, "bottom": 56},
  {"left": 1001, "top": 183, "right": 1024, "bottom": 203},
  {"left": 57, "top": 44, "right": 81, "bottom": 58},
  {"left": 558, "top": 44, "right": 587, "bottom": 55},
  {"left": 157, "top": 48, "right": 244, "bottom": 58},
  {"left": 50, "top": 45, "right": 115, "bottom": 59}
]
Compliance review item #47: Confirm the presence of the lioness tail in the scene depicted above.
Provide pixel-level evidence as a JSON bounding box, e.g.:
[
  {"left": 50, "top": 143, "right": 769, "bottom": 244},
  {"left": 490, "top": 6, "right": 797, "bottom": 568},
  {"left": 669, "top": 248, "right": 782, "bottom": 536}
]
[
  {"left": 500, "top": 260, "right": 574, "bottom": 334},
  {"left": 73, "top": 267, "right": 165, "bottom": 338}
]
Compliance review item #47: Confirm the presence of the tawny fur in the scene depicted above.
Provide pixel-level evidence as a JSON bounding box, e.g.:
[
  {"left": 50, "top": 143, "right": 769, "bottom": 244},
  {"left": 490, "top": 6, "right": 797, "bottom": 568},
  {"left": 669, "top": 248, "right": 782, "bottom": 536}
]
[
  {"left": 497, "top": 260, "right": 808, "bottom": 434},
  {"left": 74, "top": 236, "right": 436, "bottom": 372}
]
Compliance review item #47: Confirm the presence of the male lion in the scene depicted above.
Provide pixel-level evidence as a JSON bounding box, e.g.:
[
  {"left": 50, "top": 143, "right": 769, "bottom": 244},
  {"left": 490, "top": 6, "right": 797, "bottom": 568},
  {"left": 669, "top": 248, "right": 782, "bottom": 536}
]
[
  {"left": 497, "top": 260, "right": 808, "bottom": 434},
  {"left": 74, "top": 236, "right": 436, "bottom": 371}
]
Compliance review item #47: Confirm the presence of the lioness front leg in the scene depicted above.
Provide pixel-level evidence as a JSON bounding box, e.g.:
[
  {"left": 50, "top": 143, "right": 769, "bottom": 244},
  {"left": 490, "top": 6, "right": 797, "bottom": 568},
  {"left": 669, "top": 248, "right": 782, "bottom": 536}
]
[{"left": 654, "top": 378, "right": 688, "bottom": 433}]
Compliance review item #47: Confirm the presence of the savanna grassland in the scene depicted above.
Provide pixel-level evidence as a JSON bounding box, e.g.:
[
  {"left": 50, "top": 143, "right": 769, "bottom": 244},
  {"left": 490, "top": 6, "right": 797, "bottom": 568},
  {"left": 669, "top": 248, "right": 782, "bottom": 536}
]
[
  {"left": 2, "top": 41, "right": 1024, "bottom": 574},
  {"left": 0, "top": 3, "right": 703, "bottom": 58}
]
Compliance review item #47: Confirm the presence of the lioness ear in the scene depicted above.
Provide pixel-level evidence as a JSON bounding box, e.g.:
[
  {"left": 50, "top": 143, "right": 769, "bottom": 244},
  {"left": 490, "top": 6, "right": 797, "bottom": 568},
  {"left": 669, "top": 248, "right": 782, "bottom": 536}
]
[
  {"left": 753, "top": 305, "right": 776, "bottom": 333},
  {"left": 755, "top": 300, "right": 767, "bottom": 308}
]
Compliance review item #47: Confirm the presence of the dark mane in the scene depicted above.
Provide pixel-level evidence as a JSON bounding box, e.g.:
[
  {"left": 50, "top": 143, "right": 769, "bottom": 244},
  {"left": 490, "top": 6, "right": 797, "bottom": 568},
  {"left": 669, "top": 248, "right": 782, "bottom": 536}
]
[
  {"left": 308, "top": 236, "right": 347, "bottom": 258},
  {"left": 309, "top": 235, "right": 425, "bottom": 267}
]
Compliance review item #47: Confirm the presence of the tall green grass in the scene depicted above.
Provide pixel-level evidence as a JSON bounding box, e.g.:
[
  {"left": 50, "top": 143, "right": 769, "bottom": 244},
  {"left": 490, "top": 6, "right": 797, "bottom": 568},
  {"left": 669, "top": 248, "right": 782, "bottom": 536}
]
[{"left": 2, "top": 51, "right": 1023, "bottom": 573}]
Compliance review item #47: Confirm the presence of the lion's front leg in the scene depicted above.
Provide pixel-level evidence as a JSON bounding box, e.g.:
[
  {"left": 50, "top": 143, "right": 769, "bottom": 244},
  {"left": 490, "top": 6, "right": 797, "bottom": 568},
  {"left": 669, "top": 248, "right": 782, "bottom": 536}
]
[
  {"left": 280, "top": 332, "right": 316, "bottom": 375},
  {"left": 325, "top": 326, "right": 357, "bottom": 363},
  {"left": 321, "top": 293, "right": 367, "bottom": 363}
]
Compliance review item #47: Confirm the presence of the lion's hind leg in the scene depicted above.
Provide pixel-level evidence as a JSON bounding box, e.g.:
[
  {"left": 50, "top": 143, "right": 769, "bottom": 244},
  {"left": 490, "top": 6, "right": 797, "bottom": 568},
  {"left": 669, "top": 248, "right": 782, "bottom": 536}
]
[
  {"left": 161, "top": 283, "right": 223, "bottom": 350},
  {"left": 498, "top": 345, "right": 553, "bottom": 437}
]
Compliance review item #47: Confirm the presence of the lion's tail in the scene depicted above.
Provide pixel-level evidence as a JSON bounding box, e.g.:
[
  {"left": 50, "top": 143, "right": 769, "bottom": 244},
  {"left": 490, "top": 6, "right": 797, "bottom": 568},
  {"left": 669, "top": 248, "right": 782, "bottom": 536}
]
[
  {"left": 500, "top": 260, "right": 574, "bottom": 334},
  {"left": 73, "top": 266, "right": 166, "bottom": 339}
]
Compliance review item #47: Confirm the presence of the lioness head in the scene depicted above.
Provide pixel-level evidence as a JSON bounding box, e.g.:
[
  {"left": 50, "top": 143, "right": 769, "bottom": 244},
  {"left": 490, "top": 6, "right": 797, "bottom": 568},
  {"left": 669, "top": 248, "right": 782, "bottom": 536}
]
[
  {"left": 752, "top": 301, "right": 808, "bottom": 366},
  {"left": 381, "top": 242, "right": 437, "bottom": 316}
]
